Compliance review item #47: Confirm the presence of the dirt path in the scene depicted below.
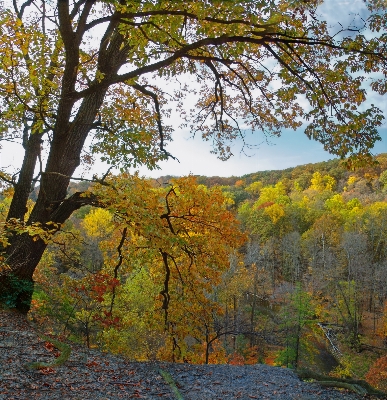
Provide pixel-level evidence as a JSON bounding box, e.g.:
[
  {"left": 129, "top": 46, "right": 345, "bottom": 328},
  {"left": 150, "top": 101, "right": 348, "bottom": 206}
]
[{"left": 0, "top": 310, "right": 374, "bottom": 400}]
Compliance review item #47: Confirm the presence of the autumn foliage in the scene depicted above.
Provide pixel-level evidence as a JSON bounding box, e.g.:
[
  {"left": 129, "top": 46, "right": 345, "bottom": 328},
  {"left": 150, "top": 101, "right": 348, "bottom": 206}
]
[
  {"left": 366, "top": 356, "right": 387, "bottom": 392},
  {"left": 31, "top": 175, "right": 246, "bottom": 360},
  {"left": 1, "top": 152, "right": 386, "bottom": 380}
]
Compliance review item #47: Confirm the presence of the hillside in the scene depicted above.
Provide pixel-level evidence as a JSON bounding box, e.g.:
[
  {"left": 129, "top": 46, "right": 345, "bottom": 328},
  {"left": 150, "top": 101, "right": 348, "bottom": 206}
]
[
  {"left": 2, "top": 154, "right": 387, "bottom": 395},
  {"left": 180, "top": 153, "right": 387, "bottom": 188}
]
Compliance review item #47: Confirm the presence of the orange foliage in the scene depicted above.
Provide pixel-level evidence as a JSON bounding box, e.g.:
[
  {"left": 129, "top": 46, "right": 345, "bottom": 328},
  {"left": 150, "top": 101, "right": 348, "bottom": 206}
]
[
  {"left": 186, "top": 340, "right": 228, "bottom": 364},
  {"left": 244, "top": 346, "right": 259, "bottom": 365},
  {"left": 366, "top": 355, "right": 387, "bottom": 392},
  {"left": 228, "top": 352, "right": 245, "bottom": 365},
  {"left": 74, "top": 272, "right": 120, "bottom": 304},
  {"left": 228, "top": 346, "right": 259, "bottom": 365},
  {"left": 94, "top": 174, "right": 246, "bottom": 355},
  {"left": 264, "top": 354, "right": 277, "bottom": 366}
]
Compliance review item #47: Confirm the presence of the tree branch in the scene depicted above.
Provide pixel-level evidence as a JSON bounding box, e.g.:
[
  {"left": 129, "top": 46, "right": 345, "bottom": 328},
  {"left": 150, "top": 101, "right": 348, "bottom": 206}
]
[
  {"left": 48, "top": 191, "right": 101, "bottom": 225},
  {"left": 84, "top": 10, "right": 276, "bottom": 32},
  {"left": 160, "top": 249, "right": 171, "bottom": 326},
  {"left": 131, "top": 83, "right": 177, "bottom": 161},
  {"left": 109, "top": 227, "right": 127, "bottom": 314}
]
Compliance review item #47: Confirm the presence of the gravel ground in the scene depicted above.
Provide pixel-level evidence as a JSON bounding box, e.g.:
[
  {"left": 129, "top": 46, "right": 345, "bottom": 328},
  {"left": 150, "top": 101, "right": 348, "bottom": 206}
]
[
  {"left": 0, "top": 311, "right": 377, "bottom": 400},
  {"left": 158, "top": 362, "right": 368, "bottom": 400}
]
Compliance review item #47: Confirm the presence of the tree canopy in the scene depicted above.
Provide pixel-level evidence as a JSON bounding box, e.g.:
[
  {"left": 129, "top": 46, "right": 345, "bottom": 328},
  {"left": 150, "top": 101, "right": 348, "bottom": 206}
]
[
  {"left": 0, "top": 0, "right": 386, "bottom": 312},
  {"left": 28, "top": 154, "right": 387, "bottom": 371}
]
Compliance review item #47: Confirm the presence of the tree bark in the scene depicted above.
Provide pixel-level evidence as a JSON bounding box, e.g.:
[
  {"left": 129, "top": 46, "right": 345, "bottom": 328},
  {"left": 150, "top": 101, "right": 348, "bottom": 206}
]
[
  {"left": 296, "top": 368, "right": 386, "bottom": 397},
  {"left": 2, "top": 190, "right": 101, "bottom": 314},
  {"left": 7, "top": 131, "right": 43, "bottom": 222},
  {"left": 2, "top": 21, "right": 126, "bottom": 313}
]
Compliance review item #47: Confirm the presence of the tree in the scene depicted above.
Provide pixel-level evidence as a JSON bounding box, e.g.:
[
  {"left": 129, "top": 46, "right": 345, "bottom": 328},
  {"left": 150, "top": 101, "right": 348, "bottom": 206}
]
[
  {"left": 31, "top": 174, "right": 245, "bottom": 358},
  {"left": 366, "top": 355, "right": 387, "bottom": 392},
  {"left": 0, "top": 0, "right": 386, "bottom": 313},
  {"left": 276, "top": 282, "right": 314, "bottom": 369},
  {"left": 281, "top": 231, "right": 303, "bottom": 283}
]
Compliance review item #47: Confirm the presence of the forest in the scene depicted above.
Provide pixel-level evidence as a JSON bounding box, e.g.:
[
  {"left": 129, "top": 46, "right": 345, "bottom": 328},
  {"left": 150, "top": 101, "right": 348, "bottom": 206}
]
[
  {"left": 0, "top": 0, "right": 386, "bottom": 396},
  {"left": 1, "top": 155, "right": 387, "bottom": 390}
]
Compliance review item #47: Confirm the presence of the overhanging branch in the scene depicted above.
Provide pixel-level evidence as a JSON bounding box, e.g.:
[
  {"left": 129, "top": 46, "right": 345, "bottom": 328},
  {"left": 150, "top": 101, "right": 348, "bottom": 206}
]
[
  {"left": 132, "top": 83, "right": 177, "bottom": 161},
  {"left": 48, "top": 191, "right": 102, "bottom": 225}
]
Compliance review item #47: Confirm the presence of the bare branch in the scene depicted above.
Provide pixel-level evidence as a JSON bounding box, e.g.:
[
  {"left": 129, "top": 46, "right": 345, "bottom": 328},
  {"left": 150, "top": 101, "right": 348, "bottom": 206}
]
[
  {"left": 84, "top": 9, "right": 276, "bottom": 32},
  {"left": 75, "top": 0, "right": 96, "bottom": 43},
  {"left": 160, "top": 249, "right": 171, "bottom": 325},
  {"left": 69, "top": 0, "right": 87, "bottom": 20},
  {"left": 109, "top": 227, "right": 127, "bottom": 314},
  {"left": 131, "top": 83, "right": 177, "bottom": 161},
  {"left": 14, "top": 0, "right": 34, "bottom": 19}
]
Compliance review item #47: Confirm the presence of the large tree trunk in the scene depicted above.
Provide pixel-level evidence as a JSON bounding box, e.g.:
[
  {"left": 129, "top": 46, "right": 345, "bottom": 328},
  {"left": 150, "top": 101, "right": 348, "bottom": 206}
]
[
  {"left": 2, "top": 190, "right": 100, "bottom": 313},
  {"left": 7, "top": 130, "right": 43, "bottom": 221},
  {"left": 2, "top": 61, "right": 122, "bottom": 314},
  {"left": 1, "top": 126, "right": 46, "bottom": 313},
  {"left": 0, "top": 235, "right": 46, "bottom": 313},
  {"left": 1, "top": 114, "right": 98, "bottom": 313},
  {"left": 1, "top": 6, "right": 129, "bottom": 313},
  {"left": 1, "top": 78, "right": 110, "bottom": 315}
]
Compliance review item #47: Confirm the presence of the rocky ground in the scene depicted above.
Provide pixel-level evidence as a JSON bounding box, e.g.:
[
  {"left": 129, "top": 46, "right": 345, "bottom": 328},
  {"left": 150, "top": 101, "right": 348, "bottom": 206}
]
[{"left": 0, "top": 310, "right": 380, "bottom": 400}]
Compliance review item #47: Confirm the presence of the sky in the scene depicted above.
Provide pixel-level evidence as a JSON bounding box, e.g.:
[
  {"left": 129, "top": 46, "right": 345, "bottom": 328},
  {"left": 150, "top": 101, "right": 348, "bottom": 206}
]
[
  {"left": 0, "top": 0, "right": 385, "bottom": 180},
  {"left": 83, "top": 0, "right": 387, "bottom": 178},
  {"left": 114, "top": 0, "right": 387, "bottom": 178},
  {"left": 129, "top": 128, "right": 387, "bottom": 178}
]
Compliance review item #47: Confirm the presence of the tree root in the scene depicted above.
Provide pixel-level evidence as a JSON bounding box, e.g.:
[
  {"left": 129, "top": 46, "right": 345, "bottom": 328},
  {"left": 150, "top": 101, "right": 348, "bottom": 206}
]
[
  {"left": 296, "top": 368, "right": 386, "bottom": 398},
  {"left": 24, "top": 333, "right": 71, "bottom": 370},
  {"left": 316, "top": 381, "right": 367, "bottom": 395}
]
